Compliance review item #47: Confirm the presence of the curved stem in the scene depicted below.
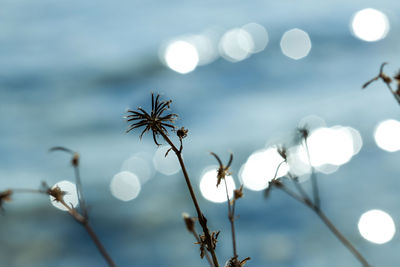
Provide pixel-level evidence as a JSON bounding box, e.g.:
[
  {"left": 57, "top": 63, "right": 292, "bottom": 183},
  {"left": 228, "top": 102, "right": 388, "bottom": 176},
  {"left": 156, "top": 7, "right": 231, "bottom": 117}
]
[
  {"left": 303, "top": 139, "right": 320, "bottom": 209},
  {"left": 314, "top": 208, "right": 371, "bottom": 267},
  {"left": 277, "top": 186, "right": 371, "bottom": 267},
  {"left": 59, "top": 200, "right": 117, "bottom": 267},
  {"left": 11, "top": 188, "right": 117, "bottom": 267},
  {"left": 158, "top": 131, "right": 219, "bottom": 267},
  {"left": 223, "top": 179, "right": 237, "bottom": 259},
  {"left": 192, "top": 229, "right": 214, "bottom": 267}
]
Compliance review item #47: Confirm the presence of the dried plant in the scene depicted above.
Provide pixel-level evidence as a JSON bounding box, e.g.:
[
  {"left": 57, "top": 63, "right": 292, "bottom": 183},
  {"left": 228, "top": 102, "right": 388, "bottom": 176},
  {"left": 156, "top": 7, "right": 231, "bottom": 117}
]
[
  {"left": 265, "top": 131, "right": 371, "bottom": 267},
  {"left": 126, "top": 93, "right": 220, "bottom": 267},
  {"left": 211, "top": 152, "right": 250, "bottom": 267},
  {"left": 1, "top": 147, "right": 117, "bottom": 267},
  {"left": 363, "top": 62, "right": 400, "bottom": 105}
]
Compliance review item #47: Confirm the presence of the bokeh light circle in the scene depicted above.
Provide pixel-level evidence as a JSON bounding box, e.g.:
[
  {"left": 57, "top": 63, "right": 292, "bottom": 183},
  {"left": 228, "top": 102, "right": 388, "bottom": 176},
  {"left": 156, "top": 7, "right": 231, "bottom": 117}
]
[
  {"left": 240, "top": 147, "right": 289, "bottom": 191},
  {"left": 280, "top": 28, "right": 311, "bottom": 60},
  {"left": 241, "top": 23, "right": 269, "bottom": 53},
  {"left": 110, "top": 171, "right": 141, "bottom": 201},
  {"left": 49, "top": 180, "right": 79, "bottom": 211},
  {"left": 164, "top": 40, "right": 199, "bottom": 74},
  {"left": 358, "top": 209, "right": 395, "bottom": 244},
  {"left": 199, "top": 168, "right": 236, "bottom": 203},
  {"left": 351, "top": 8, "right": 389, "bottom": 42},
  {"left": 121, "top": 155, "right": 153, "bottom": 184},
  {"left": 219, "top": 28, "right": 254, "bottom": 62},
  {"left": 153, "top": 146, "right": 181, "bottom": 175},
  {"left": 374, "top": 119, "right": 400, "bottom": 152}
]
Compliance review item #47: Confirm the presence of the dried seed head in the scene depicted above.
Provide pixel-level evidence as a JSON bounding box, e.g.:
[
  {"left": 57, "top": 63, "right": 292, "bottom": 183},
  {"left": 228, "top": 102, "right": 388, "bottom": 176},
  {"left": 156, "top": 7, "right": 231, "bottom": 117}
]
[
  {"left": 297, "top": 126, "right": 309, "bottom": 140},
  {"left": 233, "top": 185, "right": 244, "bottom": 200},
  {"left": 47, "top": 186, "right": 66, "bottom": 203},
  {"left": 0, "top": 190, "right": 13, "bottom": 211},
  {"left": 211, "top": 152, "right": 233, "bottom": 187},
  {"left": 277, "top": 145, "right": 288, "bottom": 161},
  {"left": 394, "top": 70, "right": 400, "bottom": 81},
  {"left": 126, "top": 93, "right": 178, "bottom": 146},
  {"left": 225, "top": 256, "right": 251, "bottom": 267},
  {"left": 177, "top": 127, "right": 188, "bottom": 139},
  {"left": 72, "top": 152, "right": 79, "bottom": 166},
  {"left": 381, "top": 73, "right": 392, "bottom": 84},
  {"left": 182, "top": 212, "right": 195, "bottom": 232}
]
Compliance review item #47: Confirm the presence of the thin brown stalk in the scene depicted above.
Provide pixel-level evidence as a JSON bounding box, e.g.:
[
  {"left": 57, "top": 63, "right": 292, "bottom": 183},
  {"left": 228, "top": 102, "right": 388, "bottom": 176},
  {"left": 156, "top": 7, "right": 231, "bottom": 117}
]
[
  {"left": 10, "top": 188, "right": 117, "bottom": 267},
  {"left": 158, "top": 130, "right": 219, "bottom": 267},
  {"left": 276, "top": 183, "right": 371, "bottom": 267},
  {"left": 192, "top": 228, "right": 214, "bottom": 267},
  {"left": 58, "top": 200, "right": 117, "bottom": 267},
  {"left": 363, "top": 62, "right": 400, "bottom": 105},
  {"left": 303, "top": 139, "right": 320, "bottom": 209},
  {"left": 223, "top": 179, "right": 237, "bottom": 259}
]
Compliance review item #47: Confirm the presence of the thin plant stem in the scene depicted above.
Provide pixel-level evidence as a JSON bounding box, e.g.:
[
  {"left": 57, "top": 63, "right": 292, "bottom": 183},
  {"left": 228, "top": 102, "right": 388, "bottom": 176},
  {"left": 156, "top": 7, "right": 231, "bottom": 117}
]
[
  {"left": 10, "top": 188, "right": 117, "bottom": 267},
  {"left": 58, "top": 200, "right": 117, "bottom": 267},
  {"left": 287, "top": 175, "right": 312, "bottom": 204},
  {"left": 83, "top": 223, "right": 117, "bottom": 267},
  {"left": 223, "top": 179, "right": 237, "bottom": 259},
  {"left": 276, "top": 185, "right": 371, "bottom": 267},
  {"left": 192, "top": 228, "right": 214, "bottom": 267},
  {"left": 303, "top": 139, "right": 320, "bottom": 209},
  {"left": 314, "top": 208, "right": 372, "bottom": 267},
  {"left": 158, "top": 130, "right": 219, "bottom": 267},
  {"left": 363, "top": 62, "right": 400, "bottom": 105},
  {"left": 272, "top": 160, "right": 286, "bottom": 181},
  {"left": 11, "top": 188, "right": 47, "bottom": 194},
  {"left": 73, "top": 156, "right": 88, "bottom": 219}
]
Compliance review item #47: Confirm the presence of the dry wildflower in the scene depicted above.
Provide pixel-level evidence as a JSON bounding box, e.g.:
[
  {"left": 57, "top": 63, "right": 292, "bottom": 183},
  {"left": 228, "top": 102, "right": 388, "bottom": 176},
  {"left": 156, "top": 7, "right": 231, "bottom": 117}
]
[
  {"left": 225, "top": 256, "right": 251, "bottom": 267},
  {"left": 72, "top": 152, "right": 79, "bottom": 167},
  {"left": 211, "top": 152, "right": 233, "bottom": 187},
  {"left": 182, "top": 212, "right": 195, "bottom": 233},
  {"left": 394, "top": 70, "right": 400, "bottom": 96},
  {"left": 394, "top": 70, "right": 400, "bottom": 82},
  {"left": 0, "top": 190, "right": 12, "bottom": 211},
  {"left": 126, "top": 93, "right": 177, "bottom": 145},
  {"left": 196, "top": 230, "right": 220, "bottom": 253},
  {"left": 47, "top": 186, "right": 66, "bottom": 203},
  {"left": 177, "top": 127, "right": 188, "bottom": 139},
  {"left": 277, "top": 145, "right": 288, "bottom": 161},
  {"left": 297, "top": 126, "right": 309, "bottom": 141},
  {"left": 210, "top": 230, "right": 220, "bottom": 250},
  {"left": 362, "top": 62, "right": 391, "bottom": 89},
  {"left": 233, "top": 185, "right": 244, "bottom": 201}
]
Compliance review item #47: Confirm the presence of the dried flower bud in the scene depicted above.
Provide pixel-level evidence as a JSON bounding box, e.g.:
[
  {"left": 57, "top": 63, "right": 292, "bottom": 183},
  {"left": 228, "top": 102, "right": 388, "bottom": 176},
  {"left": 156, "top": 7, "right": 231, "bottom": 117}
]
[
  {"left": 47, "top": 186, "right": 66, "bottom": 203},
  {"left": 211, "top": 152, "right": 233, "bottom": 187},
  {"left": 182, "top": 212, "right": 195, "bottom": 232},
  {"left": 234, "top": 185, "right": 244, "bottom": 200},
  {"left": 298, "top": 126, "right": 309, "bottom": 140},
  {"left": 381, "top": 73, "right": 392, "bottom": 84},
  {"left": 277, "top": 145, "right": 288, "bottom": 161},
  {"left": 177, "top": 127, "right": 188, "bottom": 139},
  {"left": 72, "top": 152, "right": 79, "bottom": 166},
  {"left": 394, "top": 70, "right": 400, "bottom": 82},
  {"left": 225, "top": 256, "right": 251, "bottom": 267},
  {"left": 211, "top": 231, "right": 220, "bottom": 249},
  {"left": 0, "top": 190, "right": 13, "bottom": 211}
]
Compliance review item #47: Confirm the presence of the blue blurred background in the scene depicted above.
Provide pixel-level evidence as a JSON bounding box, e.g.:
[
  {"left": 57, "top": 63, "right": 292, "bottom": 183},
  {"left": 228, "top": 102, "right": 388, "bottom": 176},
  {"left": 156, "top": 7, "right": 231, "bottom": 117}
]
[{"left": 1, "top": 1, "right": 400, "bottom": 266}]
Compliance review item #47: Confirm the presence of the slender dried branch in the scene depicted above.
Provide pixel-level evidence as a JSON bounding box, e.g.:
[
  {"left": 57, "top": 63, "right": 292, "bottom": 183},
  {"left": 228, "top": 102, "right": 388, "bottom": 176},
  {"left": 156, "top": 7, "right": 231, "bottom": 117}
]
[
  {"left": 126, "top": 94, "right": 220, "bottom": 267},
  {"left": 49, "top": 147, "right": 88, "bottom": 218},
  {"left": 268, "top": 160, "right": 371, "bottom": 267},
  {"left": 362, "top": 62, "right": 400, "bottom": 105},
  {"left": 159, "top": 130, "right": 219, "bottom": 267}
]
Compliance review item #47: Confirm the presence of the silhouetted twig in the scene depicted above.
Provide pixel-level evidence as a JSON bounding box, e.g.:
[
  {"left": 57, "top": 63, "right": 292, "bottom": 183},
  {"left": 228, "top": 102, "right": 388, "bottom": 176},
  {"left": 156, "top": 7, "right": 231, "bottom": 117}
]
[
  {"left": 126, "top": 93, "right": 220, "bottom": 267},
  {"left": 363, "top": 62, "right": 400, "bottom": 105},
  {"left": 266, "top": 142, "right": 371, "bottom": 267}
]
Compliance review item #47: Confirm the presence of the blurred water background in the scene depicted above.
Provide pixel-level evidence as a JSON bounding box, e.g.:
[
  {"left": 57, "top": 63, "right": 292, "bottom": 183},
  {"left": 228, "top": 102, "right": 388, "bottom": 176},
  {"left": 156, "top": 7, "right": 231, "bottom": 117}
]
[{"left": 1, "top": 1, "right": 400, "bottom": 266}]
